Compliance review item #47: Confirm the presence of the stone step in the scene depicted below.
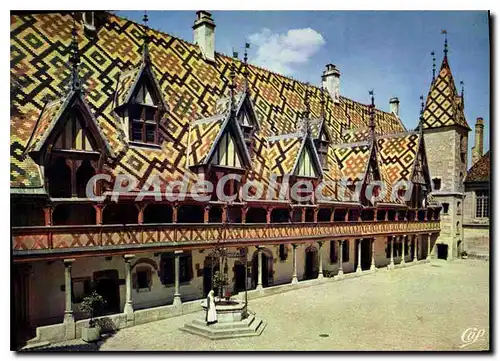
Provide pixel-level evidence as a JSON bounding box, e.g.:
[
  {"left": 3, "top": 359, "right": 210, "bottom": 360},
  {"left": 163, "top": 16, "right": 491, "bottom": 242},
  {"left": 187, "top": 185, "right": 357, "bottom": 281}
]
[
  {"left": 180, "top": 317, "right": 266, "bottom": 340},
  {"left": 191, "top": 314, "right": 256, "bottom": 329}
]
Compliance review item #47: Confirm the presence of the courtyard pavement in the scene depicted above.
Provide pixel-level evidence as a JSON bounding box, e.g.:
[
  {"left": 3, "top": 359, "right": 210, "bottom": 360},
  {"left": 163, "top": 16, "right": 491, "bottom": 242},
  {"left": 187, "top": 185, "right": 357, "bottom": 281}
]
[{"left": 32, "top": 259, "right": 489, "bottom": 351}]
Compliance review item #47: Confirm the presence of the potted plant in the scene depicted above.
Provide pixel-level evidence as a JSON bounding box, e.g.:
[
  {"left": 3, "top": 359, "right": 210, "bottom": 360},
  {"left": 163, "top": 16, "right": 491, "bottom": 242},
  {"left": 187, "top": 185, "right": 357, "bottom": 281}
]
[
  {"left": 461, "top": 250, "right": 468, "bottom": 259},
  {"left": 79, "top": 290, "right": 106, "bottom": 342},
  {"left": 224, "top": 289, "right": 232, "bottom": 303}
]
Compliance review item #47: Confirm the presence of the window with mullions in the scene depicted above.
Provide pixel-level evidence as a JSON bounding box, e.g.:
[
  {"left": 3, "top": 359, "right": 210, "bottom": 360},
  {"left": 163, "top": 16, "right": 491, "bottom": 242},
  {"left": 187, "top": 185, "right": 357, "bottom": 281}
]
[
  {"left": 476, "top": 190, "right": 489, "bottom": 218},
  {"left": 159, "top": 252, "right": 193, "bottom": 285},
  {"left": 128, "top": 82, "right": 159, "bottom": 145}
]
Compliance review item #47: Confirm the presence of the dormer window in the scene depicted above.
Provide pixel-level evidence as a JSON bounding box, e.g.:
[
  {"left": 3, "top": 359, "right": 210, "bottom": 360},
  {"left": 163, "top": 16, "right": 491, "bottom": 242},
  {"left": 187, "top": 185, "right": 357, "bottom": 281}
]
[
  {"left": 128, "top": 83, "right": 158, "bottom": 145},
  {"left": 114, "top": 64, "right": 167, "bottom": 148}
]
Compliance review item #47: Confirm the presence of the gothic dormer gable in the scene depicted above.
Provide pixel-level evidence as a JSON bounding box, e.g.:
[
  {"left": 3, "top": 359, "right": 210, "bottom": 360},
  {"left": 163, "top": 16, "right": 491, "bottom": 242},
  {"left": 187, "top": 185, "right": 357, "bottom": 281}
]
[
  {"left": 292, "top": 136, "right": 323, "bottom": 179},
  {"left": 25, "top": 90, "right": 113, "bottom": 162},
  {"left": 114, "top": 62, "right": 167, "bottom": 146}
]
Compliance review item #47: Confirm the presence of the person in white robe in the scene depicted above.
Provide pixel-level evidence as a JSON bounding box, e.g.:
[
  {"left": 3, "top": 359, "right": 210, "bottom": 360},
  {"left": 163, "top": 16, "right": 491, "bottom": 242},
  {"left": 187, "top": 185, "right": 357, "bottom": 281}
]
[{"left": 205, "top": 289, "right": 217, "bottom": 325}]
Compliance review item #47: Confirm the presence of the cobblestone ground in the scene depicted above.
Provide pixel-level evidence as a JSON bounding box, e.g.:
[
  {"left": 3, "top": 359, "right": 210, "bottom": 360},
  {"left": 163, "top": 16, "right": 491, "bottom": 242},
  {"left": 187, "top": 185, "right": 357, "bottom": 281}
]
[{"left": 35, "top": 259, "right": 489, "bottom": 351}]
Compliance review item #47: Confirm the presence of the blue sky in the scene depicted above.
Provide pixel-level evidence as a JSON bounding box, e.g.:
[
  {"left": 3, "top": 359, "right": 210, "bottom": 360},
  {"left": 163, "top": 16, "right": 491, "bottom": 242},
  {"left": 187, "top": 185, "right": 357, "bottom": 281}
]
[{"left": 116, "top": 11, "right": 490, "bottom": 166}]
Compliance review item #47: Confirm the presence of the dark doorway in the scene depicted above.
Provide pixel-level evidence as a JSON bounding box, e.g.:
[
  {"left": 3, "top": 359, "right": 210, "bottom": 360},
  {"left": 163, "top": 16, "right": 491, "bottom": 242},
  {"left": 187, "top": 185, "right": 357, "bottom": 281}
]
[
  {"left": 304, "top": 247, "right": 318, "bottom": 280},
  {"left": 361, "top": 239, "right": 372, "bottom": 270},
  {"left": 437, "top": 244, "right": 448, "bottom": 260},
  {"left": 203, "top": 257, "right": 219, "bottom": 297},
  {"left": 251, "top": 251, "right": 271, "bottom": 288},
  {"left": 93, "top": 269, "right": 120, "bottom": 315},
  {"left": 234, "top": 262, "right": 246, "bottom": 293},
  {"left": 12, "top": 264, "right": 34, "bottom": 349}
]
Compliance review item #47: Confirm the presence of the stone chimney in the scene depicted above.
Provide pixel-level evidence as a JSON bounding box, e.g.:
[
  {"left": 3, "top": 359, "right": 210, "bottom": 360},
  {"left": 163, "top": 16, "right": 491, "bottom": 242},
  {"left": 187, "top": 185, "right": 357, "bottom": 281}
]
[
  {"left": 389, "top": 97, "right": 400, "bottom": 117},
  {"left": 193, "top": 11, "right": 216, "bottom": 62},
  {"left": 322, "top": 64, "right": 340, "bottom": 104},
  {"left": 471, "top": 117, "right": 484, "bottom": 166}
]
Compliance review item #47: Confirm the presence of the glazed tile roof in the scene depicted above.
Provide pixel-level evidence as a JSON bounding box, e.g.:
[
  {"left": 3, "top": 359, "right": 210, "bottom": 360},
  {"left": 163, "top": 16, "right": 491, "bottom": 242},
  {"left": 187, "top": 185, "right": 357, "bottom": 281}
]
[
  {"left": 422, "top": 55, "right": 471, "bottom": 131},
  {"left": 267, "top": 133, "right": 304, "bottom": 175},
  {"left": 10, "top": 11, "right": 407, "bottom": 195},
  {"left": 465, "top": 150, "right": 490, "bottom": 183}
]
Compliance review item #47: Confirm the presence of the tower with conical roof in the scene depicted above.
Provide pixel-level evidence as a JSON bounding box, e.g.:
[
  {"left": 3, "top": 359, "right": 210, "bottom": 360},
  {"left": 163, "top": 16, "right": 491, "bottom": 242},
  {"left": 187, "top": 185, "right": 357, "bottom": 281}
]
[{"left": 421, "top": 31, "right": 470, "bottom": 260}]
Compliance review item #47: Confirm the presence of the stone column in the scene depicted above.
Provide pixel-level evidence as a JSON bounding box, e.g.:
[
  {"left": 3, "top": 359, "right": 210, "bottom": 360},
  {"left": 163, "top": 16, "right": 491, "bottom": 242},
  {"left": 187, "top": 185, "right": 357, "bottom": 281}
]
[
  {"left": 317, "top": 241, "right": 324, "bottom": 279},
  {"left": 413, "top": 235, "right": 418, "bottom": 262},
  {"left": 401, "top": 235, "right": 406, "bottom": 265},
  {"left": 427, "top": 233, "right": 432, "bottom": 261},
  {"left": 291, "top": 243, "right": 298, "bottom": 284},
  {"left": 370, "top": 238, "right": 376, "bottom": 271},
  {"left": 63, "top": 259, "right": 75, "bottom": 339},
  {"left": 338, "top": 240, "right": 344, "bottom": 276},
  {"left": 389, "top": 236, "right": 395, "bottom": 269},
  {"left": 123, "top": 254, "right": 135, "bottom": 323},
  {"left": 256, "top": 246, "right": 263, "bottom": 290},
  {"left": 356, "top": 239, "right": 362, "bottom": 273},
  {"left": 173, "top": 250, "right": 183, "bottom": 306}
]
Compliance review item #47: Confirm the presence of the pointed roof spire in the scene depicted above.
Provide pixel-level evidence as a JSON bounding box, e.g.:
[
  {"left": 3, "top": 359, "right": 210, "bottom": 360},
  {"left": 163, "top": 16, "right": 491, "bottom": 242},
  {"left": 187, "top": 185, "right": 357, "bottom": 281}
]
[
  {"left": 441, "top": 29, "right": 448, "bottom": 57},
  {"left": 431, "top": 51, "right": 436, "bottom": 82},
  {"left": 69, "top": 13, "right": 81, "bottom": 92},
  {"left": 300, "top": 84, "right": 311, "bottom": 136},
  {"left": 460, "top": 80, "right": 465, "bottom": 102},
  {"left": 368, "top": 89, "right": 375, "bottom": 138},
  {"left": 243, "top": 41, "right": 250, "bottom": 92},
  {"left": 142, "top": 11, "right": 150, "bottom": 62}
]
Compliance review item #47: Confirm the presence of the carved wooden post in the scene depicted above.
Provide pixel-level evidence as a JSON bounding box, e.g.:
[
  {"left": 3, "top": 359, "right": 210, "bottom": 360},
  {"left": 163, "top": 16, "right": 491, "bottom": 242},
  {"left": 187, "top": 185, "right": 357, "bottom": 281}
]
[
  {"left": 330, "top": 208, "right": 335, "bottom": 222},
  {"left": 370, "top": 238, "right": 376, "bottom": 271},
  {"left": 291, "top": 243, "right": 298, "bottom": 284},
  {"left": 173, "top": 250, "right": 183, "bottom": 306},
  {"left": 135, "top": 203, "right": 147, "bottom": 224},
  {"left": 344, "top": 209, "right": 349, "bottom": 222},
  {"left": 384, "top": 209, "right": 388, "bottom": 222},
  {"left": 317, "top": 241, "right": 324, "bottom": 279},
  {"left": 338, "top": 240, "right": 344, "bottom": 276},
  {"left": 395, "top": 210, "right": 399, "bottom": 221},
  {"left": 43, "top": 205, "right": 53, "bottom": 226},
  {"left": 301, "top": 208, "right": 306, "bottom": 223},
  {"left": 289, "top": 207, "right": 294, "bottom": 223},
  {"left": 222, "top": 205, "right": 228, "bottom": 223},
  {"left": 241, "top": 206, "right": 248, "bottom": 224},
  {"left": 313, "top": 208, "right": 319, "bottom": 223},
  {"left": 62, "top": 259, "right": 76, "bottom": 339},
  {"left": 266, "top": 207, "right": 272, "bottom": 224},
  {"left": 172, "top": 204, "right": 178, "bottom": 223},
  {"left": 204, "top": 205, "right": 210, "bottom": 224},
  {"left": 93, "top": 203, "right": 106, "bottom": 225},
  {"left": 356, "top": 239, "right": 362, "bottom": 273}
]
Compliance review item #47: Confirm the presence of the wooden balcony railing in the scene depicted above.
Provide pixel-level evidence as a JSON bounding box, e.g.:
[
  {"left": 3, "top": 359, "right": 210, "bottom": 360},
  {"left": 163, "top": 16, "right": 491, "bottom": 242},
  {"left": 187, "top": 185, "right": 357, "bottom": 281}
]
[{"left": 12, "top": 220, "right": 441, "bottom": 257}]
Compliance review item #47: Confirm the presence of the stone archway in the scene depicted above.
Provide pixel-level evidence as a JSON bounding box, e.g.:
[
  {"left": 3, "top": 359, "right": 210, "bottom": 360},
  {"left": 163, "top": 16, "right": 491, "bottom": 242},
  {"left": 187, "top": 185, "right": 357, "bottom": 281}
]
[
  {"left": 251, "top": 248, "right": 274, "bottom": 289},
  {"left": 304, "top": 245, "right": 318, "bottom": 280}
]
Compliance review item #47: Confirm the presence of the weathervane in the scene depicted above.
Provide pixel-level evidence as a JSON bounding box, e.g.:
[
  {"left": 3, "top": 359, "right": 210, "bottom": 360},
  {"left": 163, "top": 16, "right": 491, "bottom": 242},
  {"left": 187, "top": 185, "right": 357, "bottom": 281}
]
[
  {"left": 419, "top": 95, "right": 424, "bottom": 134},
  {"left": 142, "top": 11, "right": 150, "bottom": 62},
  {"left": 369, "top": 89, "right": 375, "bottom": 137},
  {"left": 431, "top": 51, "right": 436, "bottom": 82},
  {"left": 69, "top": 13, "right": 81, "bottom": 92},
  {"left": 243, "top": 41, "right": 250, "bottom": 92},
  {"left": 441, "top": 29, "right": 448, "bottom": 56},
  {"left": 229, "top": 51, "right": 237, "bottom": 115}
]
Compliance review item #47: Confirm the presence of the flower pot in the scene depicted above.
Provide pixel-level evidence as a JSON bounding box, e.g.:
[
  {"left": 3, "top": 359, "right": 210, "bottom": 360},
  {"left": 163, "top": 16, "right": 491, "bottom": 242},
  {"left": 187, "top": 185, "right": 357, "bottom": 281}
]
[{"left": 81, "top": 325, "right": 101, "bottom": 343}]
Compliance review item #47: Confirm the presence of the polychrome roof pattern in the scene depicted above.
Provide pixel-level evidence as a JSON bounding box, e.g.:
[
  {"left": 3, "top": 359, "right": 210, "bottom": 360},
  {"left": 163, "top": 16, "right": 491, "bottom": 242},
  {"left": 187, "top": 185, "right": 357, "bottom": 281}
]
[{"left": 10, "top": 11, "right": 406, "bottom": 192}]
